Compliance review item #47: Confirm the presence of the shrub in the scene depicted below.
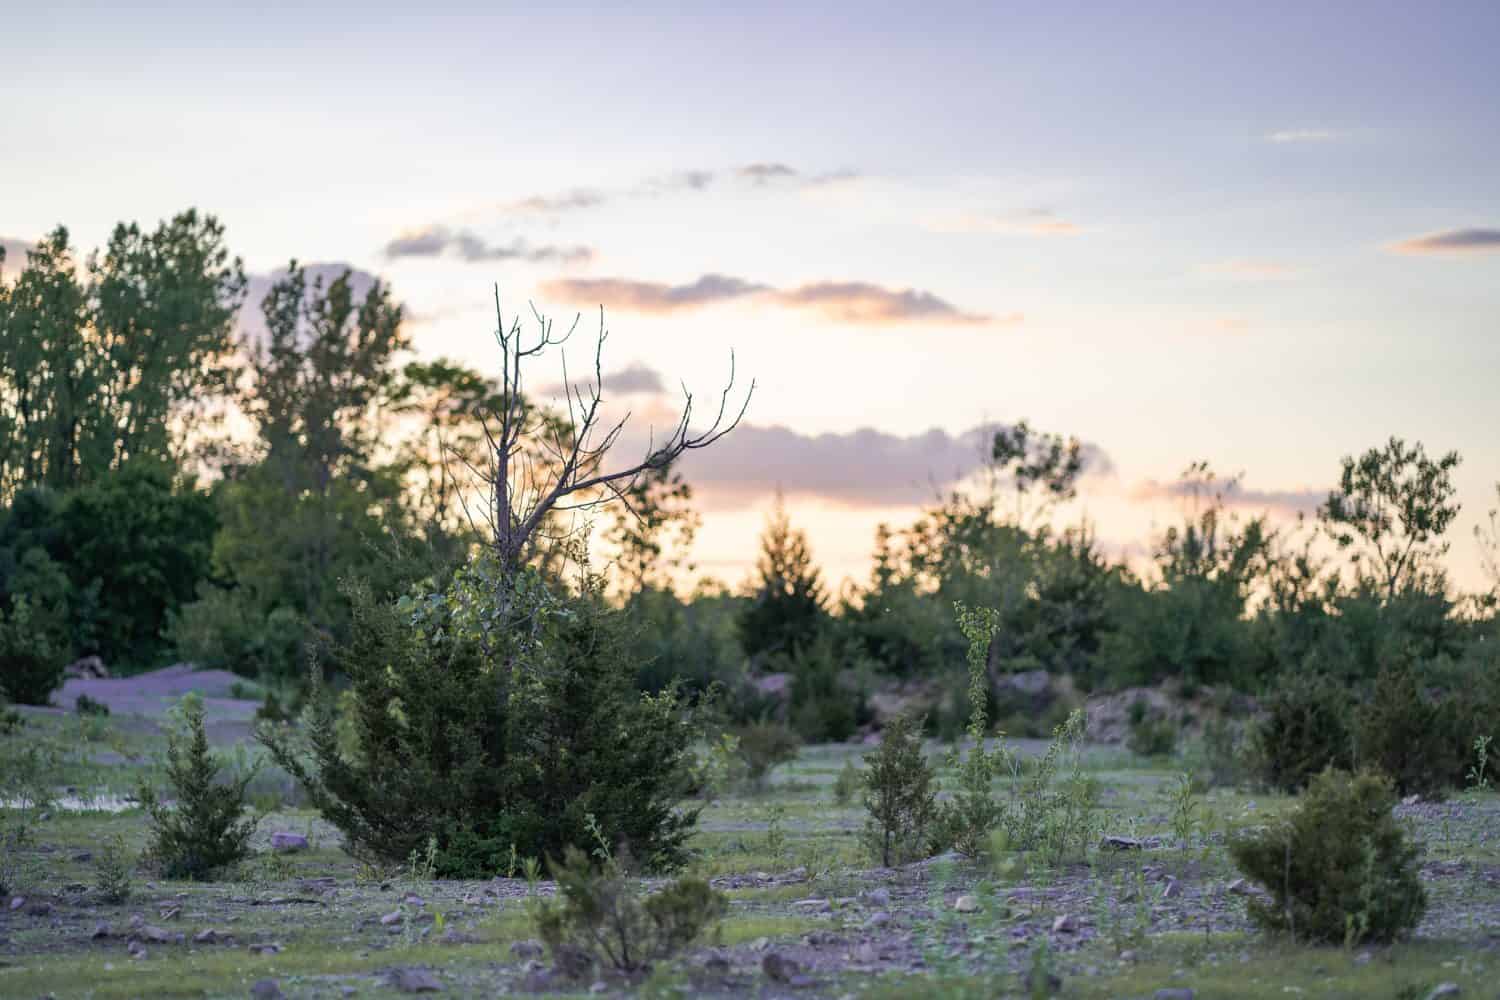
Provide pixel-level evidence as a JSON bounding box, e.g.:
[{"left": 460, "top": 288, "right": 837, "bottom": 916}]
[
  {"left": 862, "top": 712, "right": 939, "bottom": 867},
  {"left": 1125, "top": 700, "right": 1177, "bottom": 758},
  {"left": 75, "top": 693, "right": 110, "bottom": 717},
  {"left": 1355, "top": 661, "right": 1463, "bottom": 799},
  {"left": 94, "top": 833, "right": 134, "bottom": 903},
  {"left": 0, "top": 735, "right": 61, "bottom": 894},
  {"left": 786, "top": 632, "right": 868, "bottom": 743},
  {"left": 732, "top": 719, "right": 801, "bottom": 789},
  {"left": 1003, "top": 709, "right": 1100, "bottom": 862},
  {"left": 139, "top": 693, "right": 259, "bottom": 879},
  {"left": 1251, "top": 671, "right": 1353, "bottom": 792},
  {"left": 1187, "top": 717, "right": 1251, "bottom": 789},
  {"left": 261, "top": 563, "right": 702, "bottom": 877},
  {"left": 1229, "top": 769, "right": 1425, "bottom": 944},
  {"left": 532, "top": 840, "right": 727, "bottom": 976},
  {"left": 0, "top": 595, "right": 66, "bottom": 705},
  {"left": 935, "top": 604, "right": 1011, "bottom": 857},
  {"left": 168, "top": 585, "right": 308, "bottom": 681},
  {"left": 832, "top": 758, "right": 861, "bottom": 806}
]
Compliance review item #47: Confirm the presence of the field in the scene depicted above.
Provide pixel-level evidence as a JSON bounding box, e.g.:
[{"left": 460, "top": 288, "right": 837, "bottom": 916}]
[{"left": 2, "top": 679, "right": 1496, "bottom": 1000}]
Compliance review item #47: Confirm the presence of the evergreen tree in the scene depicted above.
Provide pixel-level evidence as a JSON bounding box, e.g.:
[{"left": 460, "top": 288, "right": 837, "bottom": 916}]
[{"left": 739, "top": 492, "right": 827, "bottom": 659}]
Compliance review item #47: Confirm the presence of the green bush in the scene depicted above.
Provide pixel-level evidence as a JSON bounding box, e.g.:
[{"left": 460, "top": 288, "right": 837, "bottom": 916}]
[
  {"left": 139, "top": 693, "right": 259, "bottom": 879},
  {"left": 0, "top": 595, "right": 66, "bottom": 705},
  {"left": 168, "top": 584, "right": 309, "bottom": 680},
  {"left": 786, "top": 632, "right": 869, "bottom": 743},
  {"left": 261, "top": 562, "right": 702, "bottom": 877},
  {"left": 75, "top": 693, "right": 110, "bottom": 717},
  {"left": 1251, "top": 671, "right": 1353, "bottom": 792},
  {"left": 1229, "top": 769, "right": 1425, "bottom": 944},
  {"left": 532, "top": 841, "right": 727, "bottom": 976},
  {"left": 1125, "top": 699, "right": 1178, "bottom": 758},
  {"left": 94, "top": 833, "right": 134, "bottom": 904},
  {"left": 732, "top": 719, "right": 801, "bottom": 788},
  {"left": 1354, "top": 661, "right": 1463, "bottom": 799},
  {"left": 832, "top": 758, "right": 861, "bottom": 806},
  {"left": 862, "top": 713, "right": 939, "bottom": 867}
]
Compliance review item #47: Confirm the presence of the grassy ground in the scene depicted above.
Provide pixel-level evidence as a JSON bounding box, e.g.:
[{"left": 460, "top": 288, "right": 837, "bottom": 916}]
[{"left": 2, "top": 705, "right": 1496, "bottom": 998}]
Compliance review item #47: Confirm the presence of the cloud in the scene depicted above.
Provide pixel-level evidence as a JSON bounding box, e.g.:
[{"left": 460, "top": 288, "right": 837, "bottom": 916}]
[
  {"left": 672, "top": 423, "right": 1109, "bottom": 512},
  {"left": 1203, "top": 259, "right": 1299, "bottom": 280},
  {"left": 1266, "top": 128, "right": 1342, "bottom": 143},
  {"left": 539, "top": 274, "right": 768, "bottom": 314},
  {"left": 384, "top": 226, "right": 593, "bottom": 264},
  {"left": 495, "top": 163, "right": 859, "bottom": 218},
  {"left": 541, "top": 272, "right": 1003, "bottom": 326},
  {"left": 1386, "top": 227, "right": 1500, "bottom": 255},
  {"left": 537, "top": 361, "right": 668, "bottom": 400},
  {"left": 1129, "top": 478, "right": 1326, "bottom": 518},
  {"left": 928, "top": 212, "right": 1083, "bottom": 237},
  {"left": 770, "top": 282, "right": 997, "bottom": 326}
]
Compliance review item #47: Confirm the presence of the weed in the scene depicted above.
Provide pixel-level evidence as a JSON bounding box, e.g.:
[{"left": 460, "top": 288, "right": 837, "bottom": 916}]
[
  {"left": 94, "top": 833, "right": 134, "bottom": 903},
  {"left": 1466, "top": 735, "right": 1492, "bottom": 793},
  {"left": 1169, "top": 772, "right": 1200, "bottom": 847},
  {"left": 937, "top": 603, "right": 1013, "bottom": 856},
  {"left": 832, "top": 757, "right": 861, "bottom": 806}
]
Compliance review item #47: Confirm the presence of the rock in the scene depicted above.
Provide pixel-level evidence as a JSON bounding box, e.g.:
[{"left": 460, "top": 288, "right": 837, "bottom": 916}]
[
  {"left": 27, "top": 901, "right": 52, "bottom": 916},
  {"left": 250, "top": 981, "right": 285, "bottom": 1000},
  {"left": 762, "top": 951, "right": 802, "bottom": 984},
  {"left": 65, "top": 655, "right": 109, "bottom": 679},
  {"left": 953, "top": 895, "right": 980, "bottom": 913},
  {"left": 1353, "top": 950, "right": 1373, "bottom": 966},
  {"left": 752, "top": 672, "right": 792, "bottom": 700},
  {"left": 853, "top": 943, "right": 880, "bottom": 963},
  {"left": 867, "top": 678, "right": 945, "bottom": 725},
  {"left": 92, "top": 922, "right": 112, "bottom": 939},
  {"left": 864, "top": 887, "right": 891, "bottom": 907},
  {"left": 1119, "top": 950, "right": 1137, "bottom": 963},
  {"left": 1100, "top": 836, "right": 1145, "bottom": 851},
  {"left": 792, "top": 897, "right": 831, "bottom": 913},
  {"left": 8, "top": 896, "right": 23, "bottom": 910},
  {"left": 509, "top": 939, "right": 545, "bottom": 960},
  {"left": 1161, "top": 878, "right": 1182, "bottom": 899},
  {"left": 403, "top": 893, "right": 425, "bottom": 906},
  {"left": 137, "top": 925, "right": 172, "bottom": 944},
  {"left": 1153, "top": 990, "right": 1196, "bottom": 1000},
  {"left": 1424, "top": 985, "right": 1460, "bottom": 1000},
  {"left": 391, "top": 967, "right": 444, "bottom": 993},
  {"left": 194, "top": 929, "right": 220, "bottom": 944},
  {"left": 248, "top": 942, "right": 282, "bottom": 955},
  {"left": 994, "top": 669, "right": 1061, "bottom": 714},
  {"left": 1052, "top": 913, "right": 1079, "bottom": 933},
  {"left": 589, "top": 982, "right": 607, "bottom": 995},
  {"left": 72, "top": 852, "right": 93, "bottom": 863},
  {"left": 381, "top": 910, "right": 404, "bottom": 926},
  {"left": 866, "top": 911, "right": 892, "bottom": 929},
  {"left": 127, "top": 941, "right": 147, "bottom": 959},
  {"left": 701, "top": 952, "right": 731, "bottom": 974},
  {"left": 270, "top": 832, "right": 309, "bottom": 853},
  {"left": 1226, "top": 878, "right": 1253, "bottom": 896},
  {"left": 1025, "top": 968, "right": 1062, "bottom": 994},
  {"left": 159, "top": 905, "right": 181, "bottom": 921}
]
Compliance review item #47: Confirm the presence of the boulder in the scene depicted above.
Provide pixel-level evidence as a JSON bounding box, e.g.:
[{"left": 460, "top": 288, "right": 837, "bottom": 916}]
[{"left": 64, "top": 655, "right": 109, "bottom": 680}]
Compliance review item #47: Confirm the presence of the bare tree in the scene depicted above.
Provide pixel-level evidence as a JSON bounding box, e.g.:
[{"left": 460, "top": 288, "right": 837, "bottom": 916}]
[{"left": 467, "top": 291, "right": 752, "bottom": 578}]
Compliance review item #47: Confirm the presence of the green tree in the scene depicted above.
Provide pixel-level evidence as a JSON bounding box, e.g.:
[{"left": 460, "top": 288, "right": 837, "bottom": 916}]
[
  {"left": 603, "top": 460, "right": 700, "bottom": 598},
  {"left": 1320, "top": 437, "right": 1461, "bottom": 600},
  {"left": 739, "top": 492, "right": 828, "bottom": 659}
]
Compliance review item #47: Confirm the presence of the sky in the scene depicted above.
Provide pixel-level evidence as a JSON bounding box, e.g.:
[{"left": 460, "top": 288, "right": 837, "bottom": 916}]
[{"left": 4, "top": 1, "right": 1498, "bottom": 591}]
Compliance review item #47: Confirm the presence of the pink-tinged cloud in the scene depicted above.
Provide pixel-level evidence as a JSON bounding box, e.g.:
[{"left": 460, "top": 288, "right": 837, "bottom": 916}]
[
  {"left": 384, "top": 226, "right": 594, "bottom": 264},
  {"left": 1387, "top": 227, "right": 1500, "bottom": 255},
  {"left": 539, "top": 274, "right": 768, "bottom": 314},
  {"left": 1129, "top": 478, "right": 1326, "bottom": 518},
  {"left": 495, "top": 164, "right": 860, "bottom": 218},
  {"left": 770, "top": 282, "right": 995, "bottom": 326},
  {"left": 927, "top": 213, "right": 1082, "bottom": 237},
  {"left": 1204, "top": 259, "right": 1298, "bottom": 280},
  {"left": 540, "top": 273, "right": 1003, "bottom": 326},
  {"left": 537, "top": 361, "right": 666, "bottom": 399},
  {"left": 1265, "top": 128, "right": 1343, "bottom": 143}
]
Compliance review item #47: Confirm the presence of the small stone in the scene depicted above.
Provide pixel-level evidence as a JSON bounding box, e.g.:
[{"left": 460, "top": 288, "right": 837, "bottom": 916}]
[
  {"left": 853, "top": 943, "right": 880, "bottom": 963},
  {"left": 381, "top": 910, "right": 404, "bottom": 926},
  {"left": 865, "top": 887, "right": 891, "bottom": 907},
  {"left": 194, "top": 929, "right": 220, "bottom": 944},
  {"left": 1120, "top": 949, "right": 1137, "bottom": 963},
  {"left": 762, "top": 951, "right": 802, "bottom": 984},
  {"left": 1161, "top": 879, "right": 1181, "bottom": 899},
  {"left": 953, "top": 895, "right": 980, "bottom": 913},
  {"left": 391, "top": 967, "right": 443, "bottom": 993},
  {"left": 792, "top": 897, "right": 831, "bottom": 913},
  {"left": 589, "top": 982, "right": 607, "bottom": 995},
  {"left": 1353, "top": 951, "right": 1373, "bottom": 966},
  {"left": 72, "top": 851, "right": 93, "bottom": 863},
  {"left": 8, "top": 896, "right": 23, "bottom": 911},
  {"left": 250, "top": 980, "right": 285, "bottom": 1000},
  {"left": 1154, "top": 990, "right": 1195, "bottom": 1000},
  {"left": 137, "top": 925, "right": 171, "bottom": 944},
  {"left": 866, "top": 911, "right": 892, "bottom": 929},
  {"left": 270, "top": 831, "right": 310, "bottom": 853},
  {"left": 159, "top": 905, "right": 181, "bottom": 921},
  {"left": 702, "top": 953, "right": 731, "bottom": 974},
  {"left": 1227, "top": 878, "right": 1253, "bottom": 896},
  {"left": 27, "top": 901, "right": 52, "bottom": 916},
  {"left": 1052, "top": 913, "right": 1079, "bottom": 933},
  {"left": 1424, "top": 985, "right": 1460, "bottom": 1000},
  {"left": 127, "top": 941, "right": 147, "bottom": 960},
  {"left": 509, "top": 939, "right": 544, "bottom": 960},
  {"left": 248, "top": 942, "right": 282, "bottom": 955},
  {"left": 785, "top": 866, "right": 809, "bottom": 882},
  {"left": 1101, "top": 835, "right": 1144, "bottom": 851},
  {"left": 403, "top": 893, "right": 425, "bottom": 906},
  {"left": 92, "top": 922, "right": 112, "bottom": 940}
]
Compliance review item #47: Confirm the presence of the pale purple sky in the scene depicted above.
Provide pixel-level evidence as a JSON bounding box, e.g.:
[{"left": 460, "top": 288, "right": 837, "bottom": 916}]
[{"left": 4, "top": 2, "right": 1498, "bottom": 589}]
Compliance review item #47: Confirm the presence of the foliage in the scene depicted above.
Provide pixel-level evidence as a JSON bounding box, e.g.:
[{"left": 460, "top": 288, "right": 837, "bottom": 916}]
[
  {"left": 74, "top": 692, "right": 109, "bottom": 717},
  {"left": 260, "top": 562, "right": 702, "bottom": 876},
  {"left": 139, "top": 693, "right": 259, "bottom": 879},
  {"left": 532, "top": 840, "right": 727, "bottom": 976},
  {"left": 167, "top": 583, "right": 308, "bottom": 680},
  {"left": 739, "top": 493, "right": 828, "bottom": 660},
  {"left": 603, "top": 459, "right": 700, "bottom": 597},
  {"left": 862, "top": 712, "right": 939, "bottom": 866},
  {"left": 1002, "top": 709, "right": 1100, "bottom": 862},
  {"left": 1320, "top": 437, "right": 1461, "bottom": 600},
  {"left": 732, "top": 719, "right": 802, "bottom": 788},
  {"left": 833, "top": 758, "right": 862, "bottom": 806},
  {"left": 624, "top": 583, "right": 748, "bottom": 706},
  {"left": 1188, "top": 716, "right": 1252, "bottom": 789},
  {"left": 0, "top": 731, "right": 62, "bottom": 894},
  {"left": 786, "top": 630, "right": 869, "bottom": 743},
  {"left": 0, "top": 594, "right": 66, "bottom": 705},
  {"left": 1354, "top": 661, "right": 1463, "bottom": 799},
  {"left": 94, "top": 833, "right": 134, "bottom": 904},
  {"left": 1229, "top": 768, "right": 1426, "bottom": 944},
  {"left": 1252, "top": 671, "right": 1354, "bottom": 793},
  {"left": 936, "top": 603, "right": 1012, "bottom": 856},
  {"left": 1125, "top": 698, "right": 1177, "bottom": 757},
  {"left": 0, "top": 213, "right": 245, "bottom": 500}
]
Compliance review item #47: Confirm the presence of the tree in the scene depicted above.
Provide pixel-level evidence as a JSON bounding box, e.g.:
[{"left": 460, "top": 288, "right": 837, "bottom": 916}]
[
  {"left": 603, "top": 459, "right": 700, "bottom": 598},
  {"left": 0, "top": 214, "right": 245, "bottom": 499},
  {"left": 1319, "top": 437, "right": 1461, "bottom": 600},
  {"left": 988, "top": 419, "right": 1084, "bottom": 524},
  {"left": 739, "top": 492, "right": 828, "bottom": 660}
]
